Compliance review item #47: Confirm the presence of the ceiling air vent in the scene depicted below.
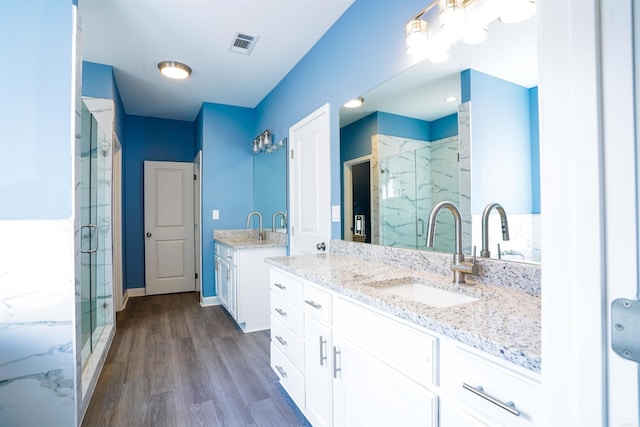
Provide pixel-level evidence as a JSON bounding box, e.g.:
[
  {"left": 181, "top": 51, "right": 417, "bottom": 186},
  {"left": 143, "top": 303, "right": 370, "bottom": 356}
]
[{"left": 229, "top": 32, "right": 259, "bottom": 55}]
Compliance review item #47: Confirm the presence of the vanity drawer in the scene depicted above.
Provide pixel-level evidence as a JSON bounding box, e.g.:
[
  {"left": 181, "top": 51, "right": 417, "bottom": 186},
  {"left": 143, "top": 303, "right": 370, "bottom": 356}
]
[
  {"left": 215, "top": 243, "right": 235, "bottom": 266},
  {"left": 334, "top": 297, "right": 436, "bottom": 387},
  {"left": 271, "top": 343, "right": 305, "bottom": 410},
  {"left": 303, "top": 282, "right": 332, "bottom": 324},
  {"left": 270, "top": 315, "right": 304, "bottom": 371},
  {"left": 270, "top": 269, "right": 303, "bottom": 306},
  {"left": 453, "top": 348, "right": 542, "bottom": 426},
  {"left": 270, "top": 292, "right": 304, "bottom": 337}
]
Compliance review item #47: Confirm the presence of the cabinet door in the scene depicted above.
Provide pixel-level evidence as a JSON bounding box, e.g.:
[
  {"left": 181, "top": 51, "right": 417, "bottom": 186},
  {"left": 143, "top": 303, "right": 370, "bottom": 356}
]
[
  {"left": 216, "top": 257, "right": 230, "bottom": 312},
  {"left": 304, "top": 316, "right": 332, "bottom": 427},
  {"left": 227, "top": 261, "right": 237, "bottom": 319},
  {"left": 333, "top": 336, "right": 438, "bottom": 427}
]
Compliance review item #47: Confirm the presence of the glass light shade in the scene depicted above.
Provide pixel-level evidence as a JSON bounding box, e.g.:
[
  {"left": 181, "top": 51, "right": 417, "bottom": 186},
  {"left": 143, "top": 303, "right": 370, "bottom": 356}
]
[
  {"left": 428, "top": 43, "right": 451, "bottom": 63},
  {"left": 344, "top": 97, "right": 364, "bottom": 108},
  {"left": 439, "top": 0, "right": 466, "bottom": 42},
  {"left": 498, "top": 0, "right": 536, "bottom": 23},
  {"left": 463, "top": 23, "right": 488, "bottom": 44},
  {"left": 405, "top": 19, "right": 429, "bottom": 56},
  {"left": 158, "top": 61, "right": 192, "bottom": 79}
]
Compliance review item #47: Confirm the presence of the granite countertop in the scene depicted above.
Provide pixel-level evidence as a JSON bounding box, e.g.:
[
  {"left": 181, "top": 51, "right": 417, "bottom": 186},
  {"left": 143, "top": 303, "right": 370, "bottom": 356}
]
[
  {"left": 214, "top": 229, "right": 287, "bottom": 249},
  {"left": 265, "top": 253, "right": 541, "bottom": 373}
]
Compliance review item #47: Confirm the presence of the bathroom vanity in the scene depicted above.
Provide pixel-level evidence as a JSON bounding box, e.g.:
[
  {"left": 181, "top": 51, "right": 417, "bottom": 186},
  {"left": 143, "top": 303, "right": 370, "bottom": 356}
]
[
  {"left": 267, "top": 240, "right": 541, "bottom": 427},
  {"left": 214, "top": 230, "right": 286, "bottom": 332}
]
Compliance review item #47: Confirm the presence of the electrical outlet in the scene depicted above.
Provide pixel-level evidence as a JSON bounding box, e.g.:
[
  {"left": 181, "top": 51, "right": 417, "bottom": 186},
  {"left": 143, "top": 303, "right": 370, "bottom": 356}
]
[{"left": 212, "top": 210, "right": 220, "bottom": 220}]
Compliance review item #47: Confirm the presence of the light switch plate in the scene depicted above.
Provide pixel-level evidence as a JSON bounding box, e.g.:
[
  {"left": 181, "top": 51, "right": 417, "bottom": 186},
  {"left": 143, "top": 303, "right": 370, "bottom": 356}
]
[
  {"left": 212, "top": 210, "right": 220, "bottom": 220},
  {"left": 331, "top": 205, "right": 341, "bottom": 222}
]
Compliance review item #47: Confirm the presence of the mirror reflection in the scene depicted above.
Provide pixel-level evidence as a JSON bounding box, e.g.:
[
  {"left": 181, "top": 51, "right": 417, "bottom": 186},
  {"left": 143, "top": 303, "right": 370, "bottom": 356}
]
[
  {"left": 253, "top": 139, "right": 287, "bottom": 233},
  {"left": 340, "top": 17, "right": 539, "bottom": 263}
]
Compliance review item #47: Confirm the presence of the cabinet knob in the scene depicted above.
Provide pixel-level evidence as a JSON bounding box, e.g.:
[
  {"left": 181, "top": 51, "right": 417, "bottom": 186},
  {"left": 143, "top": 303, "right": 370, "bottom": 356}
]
[
  {"left": 146, "top": 232, "right": 152, "bottom": 238},
  {"left": 316, "top": 242, "right": 326, "bottom": 251}
]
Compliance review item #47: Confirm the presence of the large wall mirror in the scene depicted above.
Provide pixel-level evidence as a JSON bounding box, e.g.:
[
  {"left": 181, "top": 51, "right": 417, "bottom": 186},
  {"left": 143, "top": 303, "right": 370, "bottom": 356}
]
[
  {"left": 340, "top": 16, "right": 539, "bottom": 263},
  {"left": 253, "top": 138, "right": 287, "bottom": 233}
]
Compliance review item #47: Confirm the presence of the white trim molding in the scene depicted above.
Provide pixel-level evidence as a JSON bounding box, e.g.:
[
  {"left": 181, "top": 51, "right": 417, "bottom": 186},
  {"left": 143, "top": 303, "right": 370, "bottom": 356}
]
[
  {"left": 200, "top": 296, "right": 221, "bottom": 307},
  {"left": 122, "top": 287, "right": 146, "bottom": 310}
]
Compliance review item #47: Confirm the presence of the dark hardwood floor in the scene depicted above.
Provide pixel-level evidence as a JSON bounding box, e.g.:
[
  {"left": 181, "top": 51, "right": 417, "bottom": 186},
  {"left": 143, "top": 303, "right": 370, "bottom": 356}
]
[{"left": 82, "top": 292, "right": 310, "bottom": 427}]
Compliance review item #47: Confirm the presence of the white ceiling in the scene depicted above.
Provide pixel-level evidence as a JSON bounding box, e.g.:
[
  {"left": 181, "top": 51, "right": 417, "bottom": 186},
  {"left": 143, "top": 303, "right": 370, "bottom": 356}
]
[
  {"left": 340, "top": 16, "right": 538, "bottom": 126},
  {"left": 79, "top": 0, "right": 355, "bottom": 121}
]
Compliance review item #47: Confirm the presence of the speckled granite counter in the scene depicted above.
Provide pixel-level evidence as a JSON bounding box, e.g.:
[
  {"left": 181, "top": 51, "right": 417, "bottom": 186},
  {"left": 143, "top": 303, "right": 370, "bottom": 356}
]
[
  {"left": 265, "top": 253, "right": 541, "bottom": 373},
  {"left": 214, "top": 229, "right": 287, "bottom": 249}
]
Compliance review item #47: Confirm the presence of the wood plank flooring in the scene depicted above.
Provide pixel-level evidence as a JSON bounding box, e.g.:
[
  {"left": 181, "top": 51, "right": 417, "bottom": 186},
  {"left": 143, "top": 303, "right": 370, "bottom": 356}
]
[{"left": 82, "top": 292, "right": 310, "bottom": 427}]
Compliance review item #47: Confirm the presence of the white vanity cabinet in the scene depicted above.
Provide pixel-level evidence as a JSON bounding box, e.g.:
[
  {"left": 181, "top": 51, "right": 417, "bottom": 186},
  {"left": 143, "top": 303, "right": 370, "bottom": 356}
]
[
  {"left": 303, "top": 283, "right": 333, "bottom": 427},
  {"left": 215, "top": 242, "right": 284, "bottom": 332},
  {"left": 332, "top": 297, "right": 438, "bottom": 427},
  {"left": 268, "top": 266, "right": 542, "bottom": 427},
  {"left": 440, "top": 345, "right": 542, "bottom": 427},
  {"left": 270, "top": 269, "right": 306, "bottom": 409}
]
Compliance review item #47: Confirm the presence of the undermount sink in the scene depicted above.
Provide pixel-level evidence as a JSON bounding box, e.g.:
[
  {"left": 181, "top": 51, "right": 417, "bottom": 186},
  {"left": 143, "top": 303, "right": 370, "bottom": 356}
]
[{"left": 380, "top": 282, "right": 479, "bottom": 308}]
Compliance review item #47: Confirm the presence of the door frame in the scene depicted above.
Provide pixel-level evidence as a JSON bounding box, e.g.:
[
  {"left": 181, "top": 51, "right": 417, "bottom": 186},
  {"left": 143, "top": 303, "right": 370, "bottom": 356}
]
[
  {"left": 143, "top": 160, "right": 196, "bottom": 295},
  {"left": 194, "top": 150, "right": 203, "bottom": 300},
  {"left": 112, "top": 133, "right": 123, "bottom": 312},
  {"left": 343, "top": 155, "right": 371, "bottom": 242},
  {"left": 539, "top": 0, "right": 639, "bottom": 424}
]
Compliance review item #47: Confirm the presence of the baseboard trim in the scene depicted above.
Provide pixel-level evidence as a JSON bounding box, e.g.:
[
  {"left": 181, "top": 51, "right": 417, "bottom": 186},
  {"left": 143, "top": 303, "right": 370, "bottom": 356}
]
[
  {"left": 201, "top": 296, "right": 221, "bottom": 307},
  {"left": 122, "top": 287, "right": 146, "bottom": 310}
]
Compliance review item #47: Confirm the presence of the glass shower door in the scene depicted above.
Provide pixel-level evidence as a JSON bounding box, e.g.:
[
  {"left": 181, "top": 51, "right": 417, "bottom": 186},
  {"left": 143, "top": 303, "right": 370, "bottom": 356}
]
[{"left": 80, "top": 103, "right": 111, "bottom": 367}]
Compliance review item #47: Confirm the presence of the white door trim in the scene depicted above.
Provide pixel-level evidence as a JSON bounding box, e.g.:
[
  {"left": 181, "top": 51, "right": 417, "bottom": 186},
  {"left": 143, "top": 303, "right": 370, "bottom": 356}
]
[
  {"left": 194, "top": 150, "right": 203, "bottom": 300},
  {"left": 343, "top": 155, "right": 371, "bottom": 242},
  {"left": 112, "top": 133, "right": 123, "bottom": 312}
]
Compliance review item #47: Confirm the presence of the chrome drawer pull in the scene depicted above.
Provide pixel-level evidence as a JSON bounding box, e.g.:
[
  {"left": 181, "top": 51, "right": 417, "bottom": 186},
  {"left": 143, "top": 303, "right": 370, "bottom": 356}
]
[
  {"left": 275, "top": 308, "right": 287, "bottom": 317},
  {"left": 462, "top": 383, "right": 521, "bottom": 416},
  {"left": 319, "top": 336, "right": 327, "bottom": 366},
  {"left": 305, "top": 300, "right": 322, "bottom": 309},
  {"left": 274, "top": 283, "right": 286, "bottom": 290},
  {"left": 275, "top": 365, "right": 287, "bottom": 378},
  {"left": 275, "top": 335, "right": 287, "bottom": 346},
  {"left": 333, "top": 347, "right": 341, "bottom": 378}
]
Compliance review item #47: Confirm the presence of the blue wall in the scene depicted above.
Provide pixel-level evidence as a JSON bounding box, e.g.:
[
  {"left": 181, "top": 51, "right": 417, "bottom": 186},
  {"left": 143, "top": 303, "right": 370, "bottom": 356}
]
[
  {"left": 253, "top": 147, "right": 287, "bottom": 229},
  {"left": 81, "top": 61, "right": 126, "bottom": 150},
  {"left": 0, "top": 0, "right": 74, "bottom": 220},
  {"left": 255, "top": 0, "right": 427, "bottom": 239},
  {"left": 378, "top": 112, "right": 430, "bottom": 141},
  {"left": 199, "top": 102, "right": 255, "bottom": 297},
  {"left": 432, "top": 113, "right": 458, "bottom": 140},
  {"left": 463, "top": 69, "right": 532, "bottom": 214},
  {"left": 123, "top": 115, "right": 195, "bottom": 289},
  {"left": 529, "top": 86, "right": 540, "bottom": 214}
]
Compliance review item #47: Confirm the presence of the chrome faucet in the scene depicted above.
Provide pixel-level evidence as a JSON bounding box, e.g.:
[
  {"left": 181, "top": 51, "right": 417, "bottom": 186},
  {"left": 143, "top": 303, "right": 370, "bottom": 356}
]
[
  {"left": 426, "top": 201, "right": 478, "bottom": 284},
  {"left": 272, "top": 211, "right": 287, "bottom": 232},
  {"left": 481, "top": 202, "right": 510, "bottom": 258},
  {"left": 246, "top": 211, "right": 265, "bottom": 242}
]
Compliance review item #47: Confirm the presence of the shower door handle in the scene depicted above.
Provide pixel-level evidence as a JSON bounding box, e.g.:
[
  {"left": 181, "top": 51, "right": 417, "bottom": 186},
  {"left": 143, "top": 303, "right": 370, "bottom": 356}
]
[
  {"left": 80, "top": 224, "right": 98, "bottom": 254},
  {"left": 417, "top": 218, "right": 425, "bottom": 237}
]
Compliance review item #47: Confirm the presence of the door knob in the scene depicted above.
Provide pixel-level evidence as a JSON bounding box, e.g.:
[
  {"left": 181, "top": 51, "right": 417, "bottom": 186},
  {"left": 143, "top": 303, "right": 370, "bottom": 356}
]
[
  {"left": 146, "top": 232, "right": 152, "bottom": 238},
  {"left": 316, "top": 242, "right": 326, "bottom": 251}
]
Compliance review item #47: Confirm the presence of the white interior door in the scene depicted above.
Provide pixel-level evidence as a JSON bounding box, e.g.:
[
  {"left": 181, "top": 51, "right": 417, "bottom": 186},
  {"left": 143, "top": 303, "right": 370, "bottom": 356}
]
[
  {"left": 289, "top": 103, "right": 331, "bottom": 255},
  {"left": 144, "top": 161, "right": 195, "bottom": 295}
]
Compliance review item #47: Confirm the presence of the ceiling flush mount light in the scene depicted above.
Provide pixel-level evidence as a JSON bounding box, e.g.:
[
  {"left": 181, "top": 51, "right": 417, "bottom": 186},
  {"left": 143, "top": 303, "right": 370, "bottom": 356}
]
[
  {"left": 446, "top": 96, "right": 457, "bottom": 102},
  {"left": 157, "top": 61, "right": 192, "bottom": 79},
  {"left": 344, "top": 97, "right": 364, "bottom": 108}
]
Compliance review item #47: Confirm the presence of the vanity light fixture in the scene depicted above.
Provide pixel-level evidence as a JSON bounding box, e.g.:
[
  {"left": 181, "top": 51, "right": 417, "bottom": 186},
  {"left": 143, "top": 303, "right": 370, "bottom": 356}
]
[
  {"left": 405, "top": 0, "right": 535, "bottom": 62},
  {"left": 158, "top": 61, "right": 192, "bottom": 79},
  {"left": 252, "top": 131, "right": 285, "bottom": 155},
  {"left": 344, "top": 97, "right": 364, "bottom": 108}
]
